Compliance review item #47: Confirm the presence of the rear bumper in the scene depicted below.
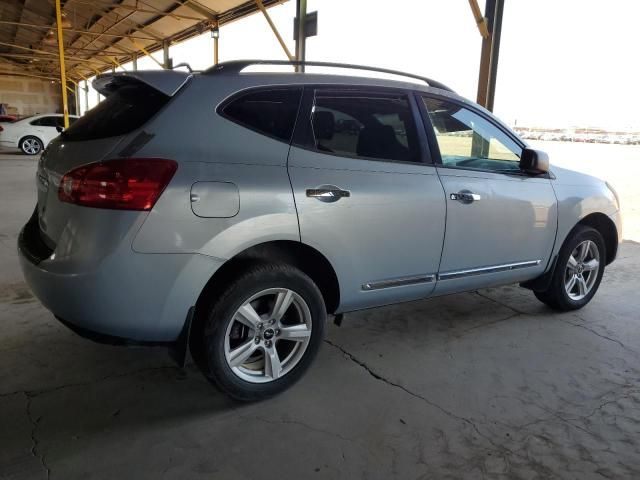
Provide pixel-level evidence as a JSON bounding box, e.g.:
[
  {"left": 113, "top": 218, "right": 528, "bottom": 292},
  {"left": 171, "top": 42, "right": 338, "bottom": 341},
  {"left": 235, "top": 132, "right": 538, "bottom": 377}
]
[{"left": 18, "top": 215, "right": 224, "bottom": 342}]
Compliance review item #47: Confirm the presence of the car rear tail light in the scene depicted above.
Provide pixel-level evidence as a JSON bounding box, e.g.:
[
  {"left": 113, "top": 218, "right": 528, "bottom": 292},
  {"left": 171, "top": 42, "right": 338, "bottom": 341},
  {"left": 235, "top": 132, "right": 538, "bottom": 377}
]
[
  {"left": 0, "top": 125, "right": 3, "bottom": 132},
  {"left": 58, "top": 158, "right": 177, "bottom": 210}
]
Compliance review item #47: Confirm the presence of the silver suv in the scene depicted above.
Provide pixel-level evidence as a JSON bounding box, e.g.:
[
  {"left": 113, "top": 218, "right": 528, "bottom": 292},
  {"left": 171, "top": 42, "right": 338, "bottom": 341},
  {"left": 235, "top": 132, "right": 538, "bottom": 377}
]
[{"left": 18, "top": 61, "right": 622, "bottom": 400}]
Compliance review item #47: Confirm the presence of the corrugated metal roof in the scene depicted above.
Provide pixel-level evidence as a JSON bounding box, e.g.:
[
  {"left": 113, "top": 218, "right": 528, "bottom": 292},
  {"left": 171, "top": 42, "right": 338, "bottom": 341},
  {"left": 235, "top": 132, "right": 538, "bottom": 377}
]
[{"left": 0, "top": 0, "right": 288, "bottom": 81}]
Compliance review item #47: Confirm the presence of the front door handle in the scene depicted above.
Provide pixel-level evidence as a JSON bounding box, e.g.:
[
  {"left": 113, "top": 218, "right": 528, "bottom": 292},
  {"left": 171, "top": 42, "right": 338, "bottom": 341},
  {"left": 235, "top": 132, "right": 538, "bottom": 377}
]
[
  {"left": 450, "top": 190, "right": 481, "bottom": 204},
  {"left": 306, "top": 185, "right": 351, "bottom": 203}
]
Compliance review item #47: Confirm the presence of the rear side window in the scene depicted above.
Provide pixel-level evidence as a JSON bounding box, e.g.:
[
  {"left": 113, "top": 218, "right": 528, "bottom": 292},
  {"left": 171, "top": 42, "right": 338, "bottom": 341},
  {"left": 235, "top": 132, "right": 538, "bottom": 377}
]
[
  {"left": 31, "top": 116, "right": 58, "bottom": 127},
  {"left": 63, "top": 84, "right": 169, "bottom": 141},
  {"left": 221, "top": 88, "right": 302, "bottom": 142},
  {"left": 309, "top": 91, "right": 420, "bottom": 163}
]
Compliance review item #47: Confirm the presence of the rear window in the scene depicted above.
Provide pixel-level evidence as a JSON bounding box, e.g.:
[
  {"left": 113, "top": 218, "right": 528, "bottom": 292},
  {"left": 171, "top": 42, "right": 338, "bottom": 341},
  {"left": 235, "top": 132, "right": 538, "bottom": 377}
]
[
  {"left": 63, "top": 84, "right": 169, "bottom": 141},
  {"left": 220, "top": 88, "right": 302, "bottom": 142}
]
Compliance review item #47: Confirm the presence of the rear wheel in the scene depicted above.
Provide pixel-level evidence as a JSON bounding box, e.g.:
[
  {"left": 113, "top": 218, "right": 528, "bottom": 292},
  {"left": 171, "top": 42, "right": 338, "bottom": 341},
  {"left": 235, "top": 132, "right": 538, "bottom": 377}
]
[
  {"left": 202, "top": 264, "right": 326, "bottom": 401},
  {"left": 534, "top": 226, "right": 605, "bottom": 311},
  {"left": 20, "top": 136, "right": 43, "bottom": 155}
]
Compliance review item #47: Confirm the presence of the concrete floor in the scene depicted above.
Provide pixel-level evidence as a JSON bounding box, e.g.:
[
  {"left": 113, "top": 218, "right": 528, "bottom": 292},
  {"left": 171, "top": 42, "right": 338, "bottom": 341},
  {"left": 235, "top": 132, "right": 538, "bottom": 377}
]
[{"left": 1, "top": 151, "right": 639, "bottom": 479}]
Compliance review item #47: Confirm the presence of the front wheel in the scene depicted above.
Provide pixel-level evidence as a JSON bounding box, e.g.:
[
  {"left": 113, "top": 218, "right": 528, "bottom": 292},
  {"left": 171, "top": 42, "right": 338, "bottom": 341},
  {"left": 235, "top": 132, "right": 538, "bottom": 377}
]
[
  {"left": 20, "top": 136, "right": 43, "bottom": 155},
  {"left": 202, "top": 264, "right": 326, "bottom": 401},
  {"left": 534, "top": 226, "right": 606, "bottom": 311}
]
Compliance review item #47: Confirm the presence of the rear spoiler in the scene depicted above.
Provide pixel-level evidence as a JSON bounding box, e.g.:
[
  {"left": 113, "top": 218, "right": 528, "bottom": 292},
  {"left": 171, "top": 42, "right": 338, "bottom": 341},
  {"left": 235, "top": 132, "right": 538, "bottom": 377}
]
[{"left": 93, "top": 70, "right": 192, "bottom": 97}]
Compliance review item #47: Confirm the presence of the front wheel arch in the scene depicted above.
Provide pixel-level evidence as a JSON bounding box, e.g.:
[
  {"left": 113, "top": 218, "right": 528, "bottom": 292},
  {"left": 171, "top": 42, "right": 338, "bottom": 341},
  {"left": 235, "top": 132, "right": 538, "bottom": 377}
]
[
  {"left": 522, "top": 213, "right": 617, "bottom": 292},
  {"left": 577, "top": 213, "right": 618, "bottom": 265},
  {"left": 532, "top": 225, "right": 606, "bottom": 311}
]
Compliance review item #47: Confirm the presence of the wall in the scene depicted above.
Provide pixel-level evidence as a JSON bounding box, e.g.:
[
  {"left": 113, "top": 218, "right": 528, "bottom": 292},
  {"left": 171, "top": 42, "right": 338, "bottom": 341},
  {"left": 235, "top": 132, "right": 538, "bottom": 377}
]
[{"left": 0, "top": 75, "right": 61, "bottom": 117}]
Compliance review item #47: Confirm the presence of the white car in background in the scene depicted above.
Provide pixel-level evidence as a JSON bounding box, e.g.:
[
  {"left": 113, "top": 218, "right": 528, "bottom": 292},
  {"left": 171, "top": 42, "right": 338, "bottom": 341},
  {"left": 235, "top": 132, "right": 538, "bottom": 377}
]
[{"left": 0, "top": 114, "right": 79, "bottom": 155}]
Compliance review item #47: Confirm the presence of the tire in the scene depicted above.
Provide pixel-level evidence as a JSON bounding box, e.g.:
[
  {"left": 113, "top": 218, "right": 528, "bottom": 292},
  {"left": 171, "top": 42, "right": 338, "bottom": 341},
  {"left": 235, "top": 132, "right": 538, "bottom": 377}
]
[
  {"left": 534, "top": 226, "right": 606, "bottom": 311},
  {"left": 20, "top": 136, "right": 43, "bottom": 155},
  {"left": 201, "top": 263, "right": 326, "bottom": 401}
]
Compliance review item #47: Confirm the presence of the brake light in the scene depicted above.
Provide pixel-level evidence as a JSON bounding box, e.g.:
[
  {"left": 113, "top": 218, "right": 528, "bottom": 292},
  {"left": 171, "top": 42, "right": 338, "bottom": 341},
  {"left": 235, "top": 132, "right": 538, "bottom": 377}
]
[
  {"left": 58, "top": 158, "right": 177, "bottom": 210},
  {"left": 0, "top": 125, "right": 3, "bottom": 132}
]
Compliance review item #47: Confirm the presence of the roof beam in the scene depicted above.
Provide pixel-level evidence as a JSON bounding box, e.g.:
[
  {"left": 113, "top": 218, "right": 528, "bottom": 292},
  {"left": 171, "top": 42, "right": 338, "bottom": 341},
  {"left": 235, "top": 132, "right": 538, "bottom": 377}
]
[
  {"left": 0, "top": 19, "right": 157, "bottom": 41},
  {"left": 175, "top": 0, "right": 219, "bottom": 21},
  {"left": 255, "top": 0, "right": 294, "bottom": 61},
  {"left": 0, "top": 41, "right": 111, "bottom": 66},
  {"left": 468, "top": 0, "right": 490, "bottom": 38},
  {"left": 69, "top": 0, "right": 208, "bottom": 22}
]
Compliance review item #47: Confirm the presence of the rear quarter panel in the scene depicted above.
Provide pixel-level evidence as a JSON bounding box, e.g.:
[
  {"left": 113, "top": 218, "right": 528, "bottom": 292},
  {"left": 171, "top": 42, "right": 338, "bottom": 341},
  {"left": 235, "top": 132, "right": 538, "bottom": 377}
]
[{"left": 130, "top": 75, "right": 299, "bottom": 259}]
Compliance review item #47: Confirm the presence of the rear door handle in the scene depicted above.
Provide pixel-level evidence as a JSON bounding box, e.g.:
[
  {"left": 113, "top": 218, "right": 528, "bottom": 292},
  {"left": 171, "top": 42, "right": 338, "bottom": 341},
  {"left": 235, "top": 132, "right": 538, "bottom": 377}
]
[
  {"left": 450, "top": 190, "right": 481, "bottom": 204},
  {"left": 306, "top": 185, "right": 351, "bottom": 203}
]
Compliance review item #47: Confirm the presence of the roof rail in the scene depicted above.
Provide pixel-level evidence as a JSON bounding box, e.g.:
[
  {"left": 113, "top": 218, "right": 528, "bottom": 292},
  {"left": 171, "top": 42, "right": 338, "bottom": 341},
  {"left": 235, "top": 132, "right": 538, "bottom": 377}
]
[{"left": 204, "top": 60, "right": 454, "bottom": 92}]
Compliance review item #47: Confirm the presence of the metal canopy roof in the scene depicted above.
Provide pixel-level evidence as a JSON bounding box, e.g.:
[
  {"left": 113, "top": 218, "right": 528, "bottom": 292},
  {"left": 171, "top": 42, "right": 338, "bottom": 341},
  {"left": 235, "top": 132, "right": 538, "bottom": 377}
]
[{"left": 0, "top": 0, "right": 287, "bottom": 81}]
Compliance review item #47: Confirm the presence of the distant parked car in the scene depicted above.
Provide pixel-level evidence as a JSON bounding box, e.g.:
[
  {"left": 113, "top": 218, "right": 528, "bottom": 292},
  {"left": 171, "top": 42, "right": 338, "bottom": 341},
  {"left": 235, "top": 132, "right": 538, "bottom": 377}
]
[
  {"left": 0, "top": 115, "right": 17, "bottom": 123},
  {"left": 0, "top": 114, "right": 79, "bottom": 155}
]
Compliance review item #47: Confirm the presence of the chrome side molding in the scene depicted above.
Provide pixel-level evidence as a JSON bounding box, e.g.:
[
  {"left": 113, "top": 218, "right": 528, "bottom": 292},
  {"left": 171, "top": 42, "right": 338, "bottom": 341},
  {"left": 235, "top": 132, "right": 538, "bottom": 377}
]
[
  {"left": 362, "top": 274, "right": 435, "bottom": 291},
  {"left": 438, "top": 260, "right": 541, "bottom": 281},
  {"left": 362, "top": 260, "right": 541, "bottom": 291}
]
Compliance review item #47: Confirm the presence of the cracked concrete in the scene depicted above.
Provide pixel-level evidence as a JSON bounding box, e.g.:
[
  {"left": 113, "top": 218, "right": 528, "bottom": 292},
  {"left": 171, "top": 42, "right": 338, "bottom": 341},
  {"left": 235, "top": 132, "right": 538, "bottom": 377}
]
[
  {"left": 2, "top": 150, "right": 640, "bottom": 479},
  {"left": 26, "top": 394, "right": 50, "bottom": 480}
]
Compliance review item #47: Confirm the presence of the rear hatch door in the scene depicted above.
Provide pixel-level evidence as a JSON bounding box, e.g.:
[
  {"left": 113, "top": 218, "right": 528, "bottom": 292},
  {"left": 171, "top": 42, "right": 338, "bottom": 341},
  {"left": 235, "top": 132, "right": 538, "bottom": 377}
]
[{"left": 37, "top": 70, "right": 191, "bottom": 248}]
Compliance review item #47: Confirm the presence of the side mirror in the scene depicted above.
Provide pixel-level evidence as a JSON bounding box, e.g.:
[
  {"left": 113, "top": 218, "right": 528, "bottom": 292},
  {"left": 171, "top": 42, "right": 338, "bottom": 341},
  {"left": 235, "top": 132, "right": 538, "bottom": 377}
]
[
  {"left": 56, "top": 125, "right": 64, "bottom": 133},
  {"left": 520, "top": 148, "right": 549, "bottom": 174}
]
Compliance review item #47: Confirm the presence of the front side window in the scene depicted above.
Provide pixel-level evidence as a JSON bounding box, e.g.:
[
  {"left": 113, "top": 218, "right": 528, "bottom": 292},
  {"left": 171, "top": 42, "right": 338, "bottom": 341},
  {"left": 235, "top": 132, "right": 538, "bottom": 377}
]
[
  {"left": 310, "top": 91, "right": 420, "bottom": 163},
  {"left": 222, "top": 88, "right": 302, "bottom": 142},
  {"left": 423, "top": 97, "right": 522, "bottom": 172}
]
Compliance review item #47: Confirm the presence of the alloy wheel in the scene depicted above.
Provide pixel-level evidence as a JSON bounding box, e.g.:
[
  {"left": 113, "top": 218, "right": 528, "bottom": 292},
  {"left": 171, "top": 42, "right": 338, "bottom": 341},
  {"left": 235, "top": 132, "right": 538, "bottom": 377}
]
[
  {"left": 564, "top": 239, "right": 600, "bottom": 301},
  {"left": 22, "top": 138, "right": 41, "bottom": 155},
  {"left": 223, "top": 288, "right": 312, "bottom": 383}
]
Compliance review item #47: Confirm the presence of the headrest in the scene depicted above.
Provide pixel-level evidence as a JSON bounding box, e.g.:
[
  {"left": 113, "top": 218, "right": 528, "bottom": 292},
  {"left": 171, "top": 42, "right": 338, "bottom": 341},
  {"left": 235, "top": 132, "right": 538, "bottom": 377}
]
[{"left": 313, "top": 110, "right": 335, "bottom": 141}]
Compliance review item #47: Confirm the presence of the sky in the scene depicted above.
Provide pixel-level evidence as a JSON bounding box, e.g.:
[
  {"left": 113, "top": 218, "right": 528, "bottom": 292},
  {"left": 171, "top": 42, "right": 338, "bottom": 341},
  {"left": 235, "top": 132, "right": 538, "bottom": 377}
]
[{"left": 81, "top": 0, "right": 640, "bottom": 130}]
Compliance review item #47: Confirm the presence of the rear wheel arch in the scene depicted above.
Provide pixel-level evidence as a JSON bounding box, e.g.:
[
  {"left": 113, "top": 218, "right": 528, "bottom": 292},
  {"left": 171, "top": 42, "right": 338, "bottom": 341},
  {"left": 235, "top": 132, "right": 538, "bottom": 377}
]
[
  {"left": 576, "top": 213, "right": 618, "bottom": 264},
  {"left": 189, "top": 240, "right": 340, "bottom": 362}
]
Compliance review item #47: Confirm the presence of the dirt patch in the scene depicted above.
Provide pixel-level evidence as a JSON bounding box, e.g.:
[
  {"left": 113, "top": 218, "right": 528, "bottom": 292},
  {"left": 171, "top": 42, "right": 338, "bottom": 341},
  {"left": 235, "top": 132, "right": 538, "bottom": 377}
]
[{"left": 0, "top": 282, "right": 35, "bottom": 304}]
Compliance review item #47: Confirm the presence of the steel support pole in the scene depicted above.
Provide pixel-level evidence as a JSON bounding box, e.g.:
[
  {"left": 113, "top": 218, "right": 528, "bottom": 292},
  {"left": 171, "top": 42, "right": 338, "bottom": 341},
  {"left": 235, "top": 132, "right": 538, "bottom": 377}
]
[
  {"left": 84, "top": 81, "right": 89, "bottom": 113},
  {"left": 295, "top": 0, "right": 307, "bottom": 72},
  {"left": 475, "top": 0, "right": 504, "bottom": 112},
  {"left": 486, "top": 0, "right": 504, "bottom": 112},
  {"left": 163, "top": 40, "right": 170, "bottom": 69},
  {"left": 75, "top": 84, "right": 80, "bottom": 116},
  {"left": 132, "top": 52, "right": 138, "bottom": 71},
  {"left": 476, "top": 0, "right": 494, "bottom": 109},
  {"left": 213, "top": 21, "right": 219, "bottom": 65},
  {"left": 54, "top": 0, "right": 69, "bottom": 128}
]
